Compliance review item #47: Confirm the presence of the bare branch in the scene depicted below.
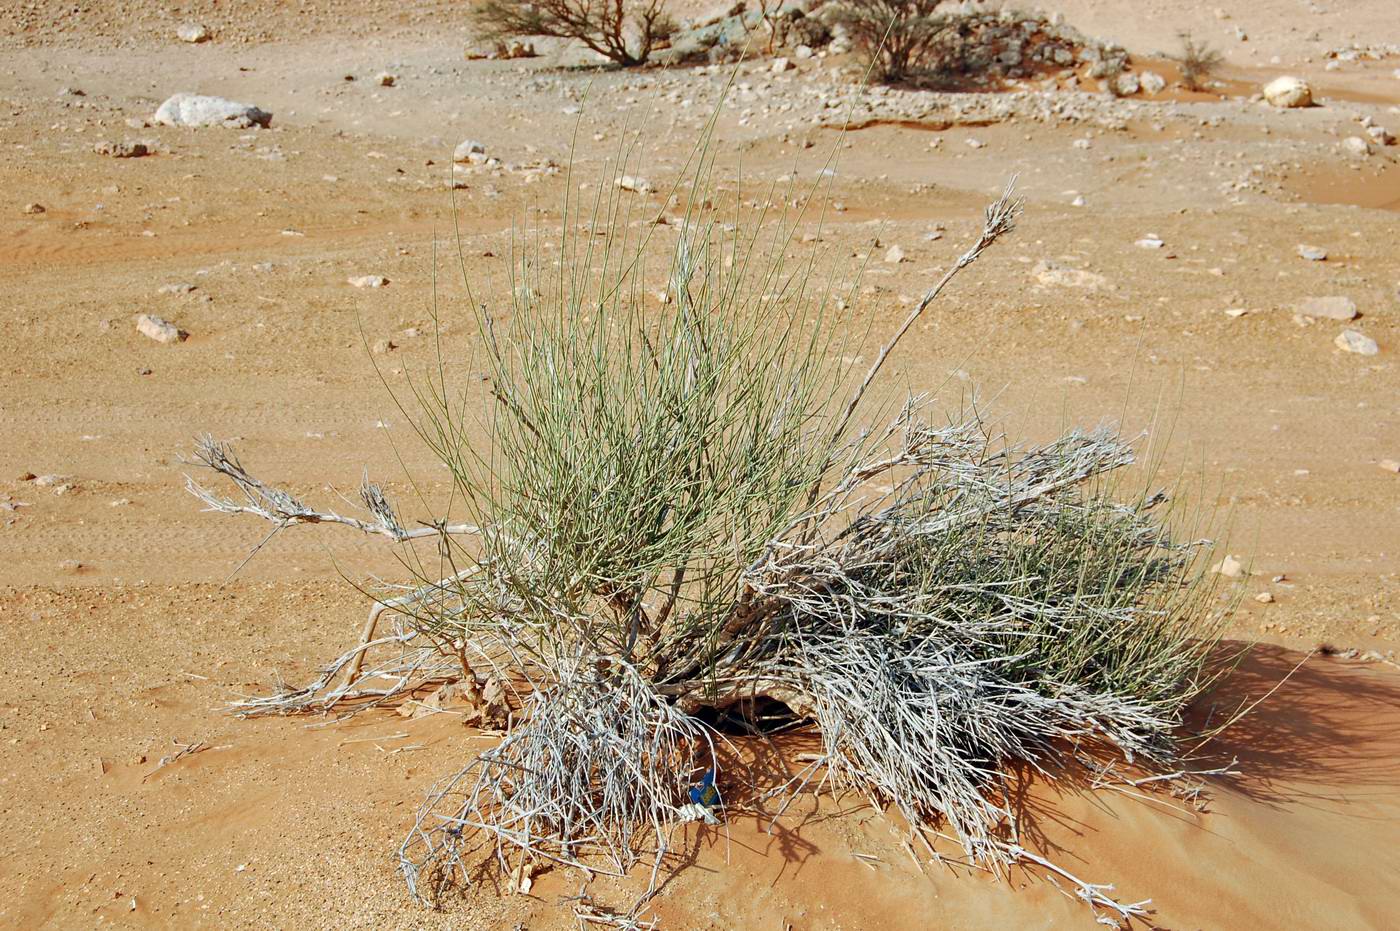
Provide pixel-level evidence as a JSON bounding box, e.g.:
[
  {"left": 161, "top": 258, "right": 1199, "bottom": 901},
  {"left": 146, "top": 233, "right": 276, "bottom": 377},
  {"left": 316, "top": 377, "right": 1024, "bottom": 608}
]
[{"left": 184, "top": 435, "right": 478, "bottom": 543}]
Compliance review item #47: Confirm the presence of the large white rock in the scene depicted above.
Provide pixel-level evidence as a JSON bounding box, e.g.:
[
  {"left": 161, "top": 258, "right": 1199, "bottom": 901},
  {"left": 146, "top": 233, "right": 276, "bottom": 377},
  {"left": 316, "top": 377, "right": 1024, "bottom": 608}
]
[
  {"left": 1139, "top": 71, "right": 1166, "bottom": 95},
  {"left": 136, "top": 314, "right": 184, "bottom": 344},
  {"left": 177, "top": 23, "right": 211, "bottom": 43},
  {"left": 1342, "top": 136, "right": 1371, "bottom": 158},
  {"left": 1211, "top": 554, "right": 1246, "bottom": 578},
  {"left": 1335, "top": 329, "right": 1379, "bottom": 355},
  {"left": 453, "top": 139, "right": 487, "bottom": 163},
  {"left": 153, "top": 93, "right": 271, "bottom": 128},
  {"left": 1263, "top": 76, "right": 1312, "bottom": 108},
  {"left": 1297, "top": 296, "right": 1356, "bottom": 321}
]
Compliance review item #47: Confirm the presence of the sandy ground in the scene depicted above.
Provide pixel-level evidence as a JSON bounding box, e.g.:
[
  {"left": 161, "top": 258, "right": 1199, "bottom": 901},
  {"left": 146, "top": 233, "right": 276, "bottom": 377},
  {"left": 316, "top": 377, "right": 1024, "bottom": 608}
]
[{"left": 2, "top": 0, "right": 1399, "bottom": 927}]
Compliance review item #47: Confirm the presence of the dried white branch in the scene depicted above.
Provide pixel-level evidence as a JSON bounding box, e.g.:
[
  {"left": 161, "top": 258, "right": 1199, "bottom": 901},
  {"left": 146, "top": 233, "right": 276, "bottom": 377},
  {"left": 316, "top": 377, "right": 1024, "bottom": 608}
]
[
  {"left": 184, "top": 434, "right": 478, "bottom": 543},
  {"left": 826, "top": 177, "right": 1022, "bottom": 454},
  {"left": 1006, "top": 844, "right": 1151, "bottom": 924}
]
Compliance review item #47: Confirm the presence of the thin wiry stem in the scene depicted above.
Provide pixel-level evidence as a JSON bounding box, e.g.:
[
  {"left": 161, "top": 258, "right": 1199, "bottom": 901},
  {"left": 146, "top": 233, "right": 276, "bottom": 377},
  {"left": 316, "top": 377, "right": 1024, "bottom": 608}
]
[
  {"left": 829, "top": 177, "right": 1021, "bottom": 450},
  {"left": 184, "top": 434, "right": 479, "bottom": 543}
]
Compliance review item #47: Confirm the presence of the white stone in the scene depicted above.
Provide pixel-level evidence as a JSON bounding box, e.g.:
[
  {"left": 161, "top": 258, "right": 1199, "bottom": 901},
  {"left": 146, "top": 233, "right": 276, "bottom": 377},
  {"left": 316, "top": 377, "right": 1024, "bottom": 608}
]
[
  {"left": 884, "top": 244, "right": 905, "bottom": 264},
  {"left": 153, "top": 93, "right": 271, "bottom": 128},
  {"left": 93, "top": 140, "right": 149, "bottom": 158},
  {"left": 1341, "top": 136, "right": 1371, "bottom": 158},
  {"left": 1211, "top": 554, "right": 1246, "bottom": 578},
  {"left": 1139, "top": 71, "right": 1166, "bottom": 95},
  {"left": 348, "top": 275, "right": 390, "bottom": 288},
  {"left": 1262, "top": 76, "right": 1312, "bottom": 108},
  {"left": 1032, "top": 260, "right": 1107, "bottom": 289},
  {"left": 616, "top": 175, "right": 656, "bottom": 194},
  {"left": 1296, "top": 245, "right": 1327, "bottom": 262},
  {"left": 1334, "top": 329, "right": 1378, "bottom": 355},
  {"left": 771, "top": 57, "right": 793, "bottom": 73},
  {"left": 1297, "top": 296, "right": 1356, "bottom": 320},
  {"left": 794, "top": 45, "right": 814, "bottom": 60},
  {"left": 1114, "top": 72, "right": 1140, "bottom": 96},
  {"left": 176, "top": 23, "right": 211, "bottom": 43},
  {"left": 1135, "top": 236, "right": 1165, "bottom": 249},
  {"left": 136, "top": 314, "right": 184, "bottom": 343},
  {"left": 453, "top": 139, "right": 487, "bottom": 163}
]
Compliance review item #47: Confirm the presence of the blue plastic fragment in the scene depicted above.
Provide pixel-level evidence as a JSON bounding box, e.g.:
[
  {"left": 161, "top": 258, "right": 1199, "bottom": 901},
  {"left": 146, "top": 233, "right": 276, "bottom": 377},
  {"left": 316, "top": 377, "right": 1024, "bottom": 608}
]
[{"left": 689, "top": 769, "right": 720, "bottom": 807}]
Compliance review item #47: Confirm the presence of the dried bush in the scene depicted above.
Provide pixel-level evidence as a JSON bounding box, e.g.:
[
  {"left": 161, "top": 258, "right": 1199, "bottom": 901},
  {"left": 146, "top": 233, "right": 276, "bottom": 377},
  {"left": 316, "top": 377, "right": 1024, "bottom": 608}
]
[
  {"left": 190, "top": 132, "right": 1233, "bottom": 926},
  {"left": 830, "top": 0, "right": 951, "bottom": 83},
  {"left": 472, "top": 0, "right": 674, "bottom": 67},
  {"left": 831, "top": 4, "right": 1098, "bottom": 87},
  {"left": 1173, "top": 30, "right": 1223, "bottom": 91}
]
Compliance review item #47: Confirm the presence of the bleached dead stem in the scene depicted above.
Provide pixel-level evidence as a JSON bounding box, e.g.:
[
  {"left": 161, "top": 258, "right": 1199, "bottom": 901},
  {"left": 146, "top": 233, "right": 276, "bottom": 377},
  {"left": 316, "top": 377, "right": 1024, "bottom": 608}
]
[
  {"left": 1006, "top": 844, "right": 1151, "bottom": 924},
  {"left": 184, "top": 434, "right": 478, "bottom": 542}
]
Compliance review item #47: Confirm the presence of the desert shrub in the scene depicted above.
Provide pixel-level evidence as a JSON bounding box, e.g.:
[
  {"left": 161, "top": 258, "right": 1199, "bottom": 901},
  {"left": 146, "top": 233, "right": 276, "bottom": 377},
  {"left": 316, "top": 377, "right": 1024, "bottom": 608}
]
[
  {"left": 472, "top": 0, "right": 674, "bottom": 67},
  {"left": 190, "top": 132, "right": 1232, "bottom": 925},
  {"left": 831, "top": 4, "right": 1098, "bottom": 87},
  {"left": 1173, "top": 30, "right": 1223, "bottom": 91},
  {"left": 830, "top": 0, "right": 950, "bottom": 82}
]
